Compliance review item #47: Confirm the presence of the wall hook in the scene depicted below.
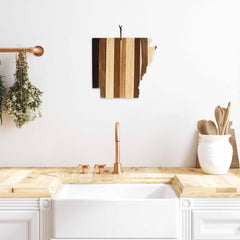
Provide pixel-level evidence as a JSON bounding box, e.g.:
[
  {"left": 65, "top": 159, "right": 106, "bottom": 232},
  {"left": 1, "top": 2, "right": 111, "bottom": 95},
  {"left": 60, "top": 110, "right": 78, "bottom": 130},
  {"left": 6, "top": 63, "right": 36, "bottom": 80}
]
[{"left": 119, "top": 25, "right": 122, "bottom": 40}]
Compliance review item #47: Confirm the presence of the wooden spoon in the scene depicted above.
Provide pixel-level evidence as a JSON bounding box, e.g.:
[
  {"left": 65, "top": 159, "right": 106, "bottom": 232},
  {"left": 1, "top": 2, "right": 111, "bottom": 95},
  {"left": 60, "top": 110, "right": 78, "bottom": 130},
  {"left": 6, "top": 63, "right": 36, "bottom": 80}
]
[
  {"left": 204, "top": 120, "right": 218, "bottom": 135},
  {"left": 215, "top": 105, "right": 224, "bottom": 135},
  {"left": 197, "top": 120, "right": 207, "bottom": 135},
  {"left": 197, "top": 120, "right": 218, "bottom": 135}
]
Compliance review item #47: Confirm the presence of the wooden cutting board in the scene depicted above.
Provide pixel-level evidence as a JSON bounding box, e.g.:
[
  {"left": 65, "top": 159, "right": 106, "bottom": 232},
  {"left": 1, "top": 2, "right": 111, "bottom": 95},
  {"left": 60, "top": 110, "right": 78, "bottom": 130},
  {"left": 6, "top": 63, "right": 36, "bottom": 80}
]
[
  {"left": 92, "top": 38, "right": 156, "bottom": 98},
  {"left": 196, "top": 122, "right": 239, "bottom": 168}
]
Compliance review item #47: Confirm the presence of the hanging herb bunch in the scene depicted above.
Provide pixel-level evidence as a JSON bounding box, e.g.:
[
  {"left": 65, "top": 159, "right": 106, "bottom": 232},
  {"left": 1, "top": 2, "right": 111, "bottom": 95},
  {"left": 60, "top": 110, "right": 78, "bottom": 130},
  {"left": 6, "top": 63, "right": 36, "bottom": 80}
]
[
  {"left": 4, "top": 50, "right": 43, "bottom": 128},
  {"left": 0, "top": 67, "right": 6, "bottom": 124}
]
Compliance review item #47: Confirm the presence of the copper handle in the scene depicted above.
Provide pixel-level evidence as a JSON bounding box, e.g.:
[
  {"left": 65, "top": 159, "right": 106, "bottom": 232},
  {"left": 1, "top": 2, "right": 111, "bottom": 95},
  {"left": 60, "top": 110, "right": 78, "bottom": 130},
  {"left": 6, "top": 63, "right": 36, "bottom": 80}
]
[
  {"left": 94, "top": 164, "right": 106, "bottom": 174},
  {"left": 77, "top": 164, "right": 90, "bottom": 174}
]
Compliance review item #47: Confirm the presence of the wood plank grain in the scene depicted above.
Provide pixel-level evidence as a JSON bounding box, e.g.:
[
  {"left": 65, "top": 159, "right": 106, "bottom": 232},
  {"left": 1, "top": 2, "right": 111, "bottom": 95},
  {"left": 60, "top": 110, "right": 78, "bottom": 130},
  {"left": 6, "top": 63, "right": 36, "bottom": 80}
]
[
  {"left": 141, "top": 38, "right": 148, "bottom": 78},
  {"left": 99, "top": 38, "right": 107, "bottom": 98},
  {"left": 134, "top": 38, "right": 141, "bottom": 98},
  {"left": 114, "top": 38, "right": 121, "bottom": 98},
  {"left": 92, "top": 38, "right": 99, "bottom": 88},
  {"left": 139, "top": 39, "right": 142, "bottom": 82},
  {"left": 105, "top": 38, "right": 115, "bottom": 98},
  {"left": 1, "top": 167, "right": 240, "bottom": 198},
  {"left": 148, "top": 38, "right": 155, "bottom": 65},
  {"left": 120, "top": 38, "right": 126, "bottom": 98},
  {"left": 125, "top": 38, "right": 135, "bottom": 98},
  {"left": 93, "top": 37, "right": 156, "bottom": 98}
]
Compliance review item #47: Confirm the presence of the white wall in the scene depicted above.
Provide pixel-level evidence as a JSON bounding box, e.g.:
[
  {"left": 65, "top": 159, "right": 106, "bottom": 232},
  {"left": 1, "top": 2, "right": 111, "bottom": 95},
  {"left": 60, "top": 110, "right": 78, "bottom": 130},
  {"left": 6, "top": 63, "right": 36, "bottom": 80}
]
[{"left": 0, "top": 0, "right": 239, "bottom": 167}]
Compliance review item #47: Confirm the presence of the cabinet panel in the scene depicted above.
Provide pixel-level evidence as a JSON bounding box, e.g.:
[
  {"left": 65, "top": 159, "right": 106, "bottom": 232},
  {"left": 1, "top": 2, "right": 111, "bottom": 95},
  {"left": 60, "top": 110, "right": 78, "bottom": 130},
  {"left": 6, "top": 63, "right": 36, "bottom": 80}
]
[
  {"left": 193, "top": 210, "right": 240, "bottom": 239},
  {"left": 0, "top": 210, "right": 39, "bottom": 240}
]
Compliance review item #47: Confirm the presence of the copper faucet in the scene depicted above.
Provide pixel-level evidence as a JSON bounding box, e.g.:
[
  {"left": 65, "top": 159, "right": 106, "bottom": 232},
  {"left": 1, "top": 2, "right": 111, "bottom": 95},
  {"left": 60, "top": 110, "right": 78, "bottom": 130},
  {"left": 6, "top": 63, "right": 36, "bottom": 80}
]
[{"left": 112, "top": 122, "right": 123, "bottom": 174}]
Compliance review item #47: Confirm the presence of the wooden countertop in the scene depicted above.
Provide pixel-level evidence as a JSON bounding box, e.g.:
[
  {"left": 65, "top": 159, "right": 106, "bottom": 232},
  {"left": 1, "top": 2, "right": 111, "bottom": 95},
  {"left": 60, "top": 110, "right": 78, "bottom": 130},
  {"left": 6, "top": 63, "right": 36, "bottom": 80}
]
[{"left": 0, "top": 167, "right": 239, "bottom": 198}]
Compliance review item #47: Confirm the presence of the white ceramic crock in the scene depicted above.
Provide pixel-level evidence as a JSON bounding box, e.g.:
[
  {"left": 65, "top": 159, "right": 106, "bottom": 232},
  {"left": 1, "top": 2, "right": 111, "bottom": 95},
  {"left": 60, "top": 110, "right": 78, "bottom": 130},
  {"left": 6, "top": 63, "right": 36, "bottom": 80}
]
[{"left": 198, "top": 134, "right": 233, "bottom": 174}]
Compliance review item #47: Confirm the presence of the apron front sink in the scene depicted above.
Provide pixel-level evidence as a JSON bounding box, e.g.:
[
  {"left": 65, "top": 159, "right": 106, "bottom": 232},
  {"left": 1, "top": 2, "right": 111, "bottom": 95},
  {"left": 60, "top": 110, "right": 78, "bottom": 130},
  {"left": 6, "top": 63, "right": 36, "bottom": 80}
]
[{"left": 52, "top": 184, "right": 179, "bottom": 239}]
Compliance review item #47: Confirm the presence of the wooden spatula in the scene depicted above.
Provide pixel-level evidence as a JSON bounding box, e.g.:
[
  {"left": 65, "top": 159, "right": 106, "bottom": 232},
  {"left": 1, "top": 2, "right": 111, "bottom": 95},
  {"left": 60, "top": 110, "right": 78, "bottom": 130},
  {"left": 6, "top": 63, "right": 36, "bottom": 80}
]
[
  {"left": 215, "top": 105, "right": 225, "bottom": 135},
  {"left": 222, "top": 102, "right": 231, "bottom": 135}
]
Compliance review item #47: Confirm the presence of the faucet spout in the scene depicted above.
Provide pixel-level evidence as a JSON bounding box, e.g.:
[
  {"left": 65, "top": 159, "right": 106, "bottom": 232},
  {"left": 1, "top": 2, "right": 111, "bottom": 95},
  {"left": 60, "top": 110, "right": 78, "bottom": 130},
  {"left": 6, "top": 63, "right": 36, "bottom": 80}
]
[{"left": 113, "top": 122, "right": 123, "bottom": 174}]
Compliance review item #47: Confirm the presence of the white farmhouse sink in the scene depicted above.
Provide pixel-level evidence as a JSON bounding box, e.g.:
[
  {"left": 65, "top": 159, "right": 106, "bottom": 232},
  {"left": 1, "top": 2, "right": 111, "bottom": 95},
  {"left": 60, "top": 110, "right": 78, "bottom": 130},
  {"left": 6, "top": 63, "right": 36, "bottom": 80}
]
[{"left": 52, "top": 184, "right": 179, "bottom": 239}]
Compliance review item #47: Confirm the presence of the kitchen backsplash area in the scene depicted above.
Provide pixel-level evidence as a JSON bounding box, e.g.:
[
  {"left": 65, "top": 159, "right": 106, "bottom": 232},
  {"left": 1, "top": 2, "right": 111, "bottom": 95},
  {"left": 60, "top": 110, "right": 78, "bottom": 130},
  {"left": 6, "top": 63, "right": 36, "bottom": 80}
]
[{"left": 0, "top": 0, "right": 239, "bottom": 167}]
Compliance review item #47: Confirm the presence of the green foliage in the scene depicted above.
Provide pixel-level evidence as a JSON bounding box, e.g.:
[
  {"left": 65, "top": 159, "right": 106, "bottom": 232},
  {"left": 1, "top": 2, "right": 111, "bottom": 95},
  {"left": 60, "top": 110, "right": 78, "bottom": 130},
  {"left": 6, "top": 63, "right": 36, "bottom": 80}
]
[
  {"left": 4, "top": 50, "right": 43, "bottom": 128},
  {"left": 0, "top": 74, "right": 6, "bottom": 124}
]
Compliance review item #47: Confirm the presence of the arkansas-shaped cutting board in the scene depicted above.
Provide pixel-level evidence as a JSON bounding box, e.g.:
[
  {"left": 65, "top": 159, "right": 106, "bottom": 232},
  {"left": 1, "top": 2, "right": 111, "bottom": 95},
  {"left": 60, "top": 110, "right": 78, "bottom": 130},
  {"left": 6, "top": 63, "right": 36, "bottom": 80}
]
[{"left": 92, "top": 38, "right": 156, "bottom": 98}]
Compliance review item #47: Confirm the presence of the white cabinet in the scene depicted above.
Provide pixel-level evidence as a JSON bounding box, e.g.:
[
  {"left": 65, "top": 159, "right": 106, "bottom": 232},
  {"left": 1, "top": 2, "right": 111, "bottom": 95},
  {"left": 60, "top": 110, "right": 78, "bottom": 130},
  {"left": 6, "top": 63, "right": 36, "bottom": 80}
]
[
  {"left": 180, "top": 198, "right": 240, "bottom": 240},
  {"left": 0, "top": 198, "right": 40, "bottom": 240},
  {"left": 0, "top": 210, "right": 39, "bottom": 240},
  {"left": 192, "top": 210, "right": 240, "bottom": 239},
  {"left": 0, "top": 195, "right": 239, "bottom": 240}
]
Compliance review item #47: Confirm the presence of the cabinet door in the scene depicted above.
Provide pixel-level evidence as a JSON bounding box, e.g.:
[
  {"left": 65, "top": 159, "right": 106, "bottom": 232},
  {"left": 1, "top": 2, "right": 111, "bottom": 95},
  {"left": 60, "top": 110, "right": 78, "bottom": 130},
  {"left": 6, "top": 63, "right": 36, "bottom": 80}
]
[
  {"left": 0, "top": 210, "right": 39, "bottom": 240},
  {"left": 192, "top": 210, "right": 240, "bottom": 239}
]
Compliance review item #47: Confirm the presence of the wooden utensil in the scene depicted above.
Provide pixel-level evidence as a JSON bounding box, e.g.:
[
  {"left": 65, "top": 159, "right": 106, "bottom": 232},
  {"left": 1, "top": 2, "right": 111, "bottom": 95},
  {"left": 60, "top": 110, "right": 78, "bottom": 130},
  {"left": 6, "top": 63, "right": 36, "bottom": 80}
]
[
  {"left": 197, "top": 120, "right": 207, "bottom": 135},
  {"left": 222, "top": 102, "right": 231, "bottom": 135},
  {"left": 215, "top": 105, "right": 224, "bottom": 135},
  {"left": 197, "top": 120, "right": 218, "bottom": 135},
  {"left": 204, "top": 120, "right": 218, "bottom": 135}
]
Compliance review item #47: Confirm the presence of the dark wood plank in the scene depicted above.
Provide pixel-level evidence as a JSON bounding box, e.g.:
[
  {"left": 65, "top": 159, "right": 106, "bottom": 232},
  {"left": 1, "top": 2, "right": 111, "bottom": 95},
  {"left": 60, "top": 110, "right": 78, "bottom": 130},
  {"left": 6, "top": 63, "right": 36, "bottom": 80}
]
[
  {"left": 114, "top": 38, "right": 120, "bottom": 98},
  {"left": 134, "top": 38, "right": 141, "bottom": 98},
  {"left": 92, "top": 38, "right": 99, "bottom": 88},
  {"left": 99, "top": 38, "right": 107, "bottom": 98},
  {"left": 140, "top": 38, "right": 148, "bottom": 78}
]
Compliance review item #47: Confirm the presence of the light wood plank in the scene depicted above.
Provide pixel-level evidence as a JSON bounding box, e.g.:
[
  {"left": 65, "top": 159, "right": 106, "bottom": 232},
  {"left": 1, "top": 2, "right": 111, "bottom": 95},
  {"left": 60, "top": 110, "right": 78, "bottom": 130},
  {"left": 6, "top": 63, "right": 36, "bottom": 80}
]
[
  {"left": 120, "top": 38, "right": 126, "bottom": 98},
  {"left": 125, "top": 38, "right": 135, "bottom": 98},
  {"left": 105, "top": 38, "right": 115, "bottom": 98},
  {"left": 148, "top": 38, "right": 155, "bottom": 65}
]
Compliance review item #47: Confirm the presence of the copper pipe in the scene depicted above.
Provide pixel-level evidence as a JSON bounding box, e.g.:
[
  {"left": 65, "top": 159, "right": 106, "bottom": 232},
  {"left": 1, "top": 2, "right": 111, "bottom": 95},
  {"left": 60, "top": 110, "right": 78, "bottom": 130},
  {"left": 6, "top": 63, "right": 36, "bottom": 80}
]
[
  {"left": 113, "top": 122, "right": 123, "bottom": 174},
  {"left": 0, "top": 45, "right": 44, "bottom": 56}
]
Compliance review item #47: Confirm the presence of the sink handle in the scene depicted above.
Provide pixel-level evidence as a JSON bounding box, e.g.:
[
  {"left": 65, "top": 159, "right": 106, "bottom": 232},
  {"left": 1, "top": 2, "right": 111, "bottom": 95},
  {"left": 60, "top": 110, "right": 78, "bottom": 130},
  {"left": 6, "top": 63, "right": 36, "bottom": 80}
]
[
  {"left": 94, "top": 164, "right": 106, "bottom": 174},
  {"left": 78, "top": 164, "right": 90, "bottom": 174}
]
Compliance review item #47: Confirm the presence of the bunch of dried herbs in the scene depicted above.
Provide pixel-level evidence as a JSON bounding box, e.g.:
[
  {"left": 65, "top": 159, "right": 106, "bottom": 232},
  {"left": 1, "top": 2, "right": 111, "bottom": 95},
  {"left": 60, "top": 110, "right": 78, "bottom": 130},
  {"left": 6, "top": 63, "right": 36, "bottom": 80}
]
[
  {"left": 4, "top": 50, "right": 43, "bottom": 128},
  {"left": 0, "top": 73, "right": 6, "bottom": 124}
]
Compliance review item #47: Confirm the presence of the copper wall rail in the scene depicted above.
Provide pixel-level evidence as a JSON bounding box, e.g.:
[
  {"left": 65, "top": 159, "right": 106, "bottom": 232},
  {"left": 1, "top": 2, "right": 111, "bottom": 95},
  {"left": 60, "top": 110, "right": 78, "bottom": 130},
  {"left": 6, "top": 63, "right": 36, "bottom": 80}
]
[{"left": 0, "top": 45, "right": 44, "bottom": 56}]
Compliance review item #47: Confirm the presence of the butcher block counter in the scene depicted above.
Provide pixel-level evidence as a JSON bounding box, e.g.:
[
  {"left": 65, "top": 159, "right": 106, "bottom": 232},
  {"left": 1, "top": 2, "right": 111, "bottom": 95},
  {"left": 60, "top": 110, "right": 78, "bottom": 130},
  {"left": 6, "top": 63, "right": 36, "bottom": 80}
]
[{"left": 0, "top": 167, "right": 239, "bottom": 198}]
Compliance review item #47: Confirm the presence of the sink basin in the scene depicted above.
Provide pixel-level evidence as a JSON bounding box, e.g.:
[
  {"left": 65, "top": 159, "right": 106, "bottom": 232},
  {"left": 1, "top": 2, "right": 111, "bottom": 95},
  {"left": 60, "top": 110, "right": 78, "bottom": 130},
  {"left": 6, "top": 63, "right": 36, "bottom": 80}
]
[{"left": 52, "top": 184, "right": 179, "bottom": 239}]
